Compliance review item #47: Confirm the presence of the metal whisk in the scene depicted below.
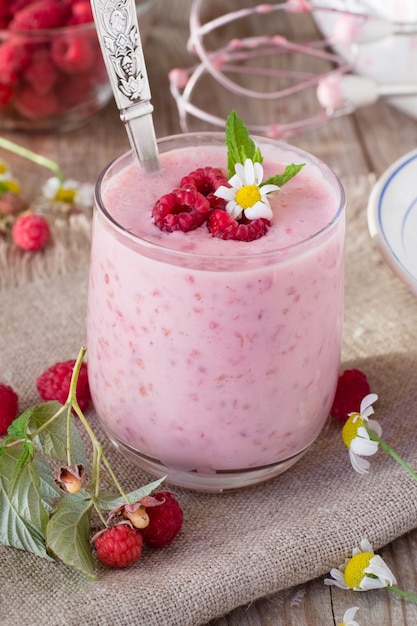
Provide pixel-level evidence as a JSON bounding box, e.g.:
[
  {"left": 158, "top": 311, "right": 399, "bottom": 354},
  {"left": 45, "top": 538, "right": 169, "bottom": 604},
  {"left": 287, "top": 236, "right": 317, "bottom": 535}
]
[{"left": 169, "top": 0, "right": 417, "bottom": 137}]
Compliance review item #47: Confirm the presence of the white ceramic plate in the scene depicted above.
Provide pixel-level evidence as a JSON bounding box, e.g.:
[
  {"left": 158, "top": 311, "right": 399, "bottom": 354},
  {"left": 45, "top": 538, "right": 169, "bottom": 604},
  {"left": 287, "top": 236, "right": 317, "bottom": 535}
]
[{"left": 367, "top": 149, "right": 417, "bottom": 296}]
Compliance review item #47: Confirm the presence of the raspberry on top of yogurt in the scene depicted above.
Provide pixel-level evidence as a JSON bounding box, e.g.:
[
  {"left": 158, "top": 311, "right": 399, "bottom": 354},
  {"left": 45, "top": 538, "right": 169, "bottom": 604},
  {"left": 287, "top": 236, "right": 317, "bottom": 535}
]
[{"left": 151, "top": 110, "right": 304, "bottom": 242}]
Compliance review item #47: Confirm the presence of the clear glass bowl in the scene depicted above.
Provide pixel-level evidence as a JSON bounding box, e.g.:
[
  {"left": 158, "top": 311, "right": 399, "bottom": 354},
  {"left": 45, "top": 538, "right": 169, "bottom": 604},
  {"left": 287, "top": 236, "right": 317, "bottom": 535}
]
[{"left": 0, "top": 0, "right": 155, "bottom": 132}]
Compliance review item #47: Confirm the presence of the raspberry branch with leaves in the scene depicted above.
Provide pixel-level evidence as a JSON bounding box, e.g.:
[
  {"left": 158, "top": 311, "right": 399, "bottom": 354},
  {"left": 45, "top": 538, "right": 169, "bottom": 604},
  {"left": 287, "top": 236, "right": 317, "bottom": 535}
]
[{"left": 0, "top": 347, "right": 183, "bottom": 578}]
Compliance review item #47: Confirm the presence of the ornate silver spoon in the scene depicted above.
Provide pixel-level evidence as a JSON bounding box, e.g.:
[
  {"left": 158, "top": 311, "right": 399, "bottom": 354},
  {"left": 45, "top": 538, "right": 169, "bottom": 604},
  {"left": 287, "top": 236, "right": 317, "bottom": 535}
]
[{"left": 90, "top": 0, "right": 159, "bottom": 172}]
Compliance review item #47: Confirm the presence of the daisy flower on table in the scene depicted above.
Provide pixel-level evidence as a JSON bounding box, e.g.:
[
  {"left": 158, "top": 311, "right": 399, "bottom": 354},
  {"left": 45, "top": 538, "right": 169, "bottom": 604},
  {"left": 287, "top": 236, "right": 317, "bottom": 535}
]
[
  {"left": 42, "top": 177, "right": 94, "bottom": 210},
  {"left": 214, "top": 158, "right": 279, "bottom": 221},
  {"left": 0, "top": 136, "right": 94, "bottom": 213},
  {"left": 325, "top": 538, "right": 417, "bottom": 603},
  {"left": 338, "top": 606, "right": 360, "bottom": 626},
  {"left": 0, "top": 159, "right": 21, "bottom": 194},
  {"left": 325, "top": 538, "right": 396, "bottom": 591},
  {"left": 338, "top": 384, "right": 417, "bottom": 482},
  {"left": 0, "top": 160, "right": 25, "bottom": 221},
  {"left": 341, "top": 393, "right": 381, "bottom": 474}
]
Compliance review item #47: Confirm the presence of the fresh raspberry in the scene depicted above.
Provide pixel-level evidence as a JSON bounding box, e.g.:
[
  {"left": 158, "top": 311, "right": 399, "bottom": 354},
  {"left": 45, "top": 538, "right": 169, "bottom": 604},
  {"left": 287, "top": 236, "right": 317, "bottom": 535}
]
[
  {"left": 9, "top": 0, "right": 70, "bottom": 30},
  {"left": 12, "top": 213, "right": 51, "bottom": 251},
  {"left": 330, "top": 369, "right": 371, "bottom": 423},
  {"left": 141, "top": 491, "right": 183, "bottom": 548},
  {"left": 152, "top": 188, "right": 210, "bottom": 233},
  {"left": 14, "top": 84, "right": 61, "bottom": 120},
  {"left": 180, "top": 166, "right": 229, "bottom": 209},
  {"left": 36, "top": 359, "right": 91, "bottom": 411},
  {"left": 94, "top": 524, "right": 143, "bottom": 568},
  {"left": 24, "top": 47, "right": 58, "bottom": 94},
  {"left": 0, "top": 4, "right": 9, "bottom": 27},
  {"left": 56, "top": 71, "right": 96, "bottom": 107},
  {"left": 51, "top": 35, "right": 95, "bottom": 74},
  {"left": 0, "top": 83, "right": 13, "bottom": 105},
  {"left": 0, "top": 40, "right": 31, "bottom": 85},
  {"left": 0, "top": 383, "right": 19, "bottom": 436},
  {"left": 207, "top": 209, "right": 270, "bottom": 241},
  {"left": 67, "top": 1, "right": 93, "bottom": 25},
  {"left": 9, "top": 0, "right": 35, "bottom": 14},
  {"left": 0, "top": 191, "right": 26, "bottom": 215}
]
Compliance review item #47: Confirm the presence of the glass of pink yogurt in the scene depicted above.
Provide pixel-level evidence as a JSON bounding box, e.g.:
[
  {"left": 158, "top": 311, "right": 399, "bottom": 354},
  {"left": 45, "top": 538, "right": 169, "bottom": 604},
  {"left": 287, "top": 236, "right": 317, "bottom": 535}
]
[{"left": 87, "top": 133, "right": 345, "bottom": 492}]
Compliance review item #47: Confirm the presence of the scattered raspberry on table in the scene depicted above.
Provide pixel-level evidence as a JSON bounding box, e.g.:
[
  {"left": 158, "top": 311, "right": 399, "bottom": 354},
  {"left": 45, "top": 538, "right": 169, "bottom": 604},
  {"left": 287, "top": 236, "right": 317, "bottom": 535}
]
[
  {"left": 12, "top": 213, "right": 50, "bottom": 251},
  {"left": 330, "top": 368, "right": 371, "bottom": 423},
  {"left": 141, "top": 491, "right": 184, "bottom": 548},
  {"left": 0, "top": 383, "right": 19, "bottom": 436},
  {"left": 94, "top": 524, "right": 143, "bottom": 569},
  {"left": 36, "top": 359, "right": 91, "bottom": 411},
  {"left": 0, "top": 191, "right": 25, "bottom": 216}
]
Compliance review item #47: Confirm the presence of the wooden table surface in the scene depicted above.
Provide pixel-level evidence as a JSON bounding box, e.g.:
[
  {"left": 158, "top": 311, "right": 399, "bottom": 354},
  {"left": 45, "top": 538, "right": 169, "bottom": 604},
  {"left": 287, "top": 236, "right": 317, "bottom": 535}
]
[{"left": 2, "top": 1, "right": 417, "bottom": 624}]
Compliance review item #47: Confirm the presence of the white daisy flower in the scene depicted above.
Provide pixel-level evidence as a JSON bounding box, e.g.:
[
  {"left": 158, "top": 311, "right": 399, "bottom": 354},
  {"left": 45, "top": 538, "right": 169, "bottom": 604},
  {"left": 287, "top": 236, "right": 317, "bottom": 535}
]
[
  {"left": 0, "top": 159, "right": 20, "bottom": 194},
  {"left": 341, "top": 393, "right": 381, "bottom": 474},
  {"left": 214, "top": 158, "right": 279, "bottom": 221},
  {"left": 42, "top": 177, "right": 94, "bottom": 209},
  {"left": 325, "top": 538, "right": 397, "bottom": 591},
  {"left": 338, "top": 606, "right": 360, "bottom": 626}
]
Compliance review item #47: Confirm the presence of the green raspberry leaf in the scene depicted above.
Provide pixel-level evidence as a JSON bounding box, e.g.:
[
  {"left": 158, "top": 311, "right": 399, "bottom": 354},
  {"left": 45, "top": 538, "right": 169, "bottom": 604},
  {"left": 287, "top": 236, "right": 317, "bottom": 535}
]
[
  {"left": 263, "top": 163, "right": 305, "bottom": 188},
  {"left": 35, "top": 456, "right": 63, "bottom": 514},
  {"left": 4, "top": 405, "right": 36, "bottom": 441},
  {"left": 0, "top": 444, "right": 54, "bottom": 560},
  {"left": 13, "top": 440, "right": 35, "bottom": 469},
  {"left": 96, "top": 476, "right": 166, "bottom": 511},
  {"left": 226, "top": 109, "right": 263, "bottom": 178},
  {"left": 46, "top": 492, "right": 96, "bottom": 579},
  {"left": 29, "top": 401, "right": 89, "bottom": 469},
  {"left": 8, "top": 450, "right": 49, "bottom": 533}
]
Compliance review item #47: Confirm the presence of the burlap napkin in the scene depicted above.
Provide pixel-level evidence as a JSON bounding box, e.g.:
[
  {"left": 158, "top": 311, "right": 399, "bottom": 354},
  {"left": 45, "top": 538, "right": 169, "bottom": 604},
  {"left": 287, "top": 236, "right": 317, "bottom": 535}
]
[{"left": 1, "top": 176, "right": 417, "bottom": 626}]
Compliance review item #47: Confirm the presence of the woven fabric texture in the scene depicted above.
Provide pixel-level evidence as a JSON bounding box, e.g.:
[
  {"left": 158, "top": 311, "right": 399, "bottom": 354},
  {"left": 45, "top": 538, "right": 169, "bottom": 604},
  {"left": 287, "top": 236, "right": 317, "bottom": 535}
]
[{"left": 1, "top": 176, "right": 416, "bottom": 626}]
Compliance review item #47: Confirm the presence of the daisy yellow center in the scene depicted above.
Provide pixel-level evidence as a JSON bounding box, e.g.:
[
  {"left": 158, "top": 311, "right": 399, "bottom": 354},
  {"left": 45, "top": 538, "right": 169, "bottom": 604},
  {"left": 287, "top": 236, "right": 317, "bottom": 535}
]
[
  {"left": 343, "top": 551, "right": 374, "bottom": 588},
  {"left": 0, "top": 163, "right": 6, "bottom": 174},
  {"left": 235, "top": 184, "right": 261, "bottom": 209},
  {"left": 5, "top": 180, "right": 20, "bottom": 194},
  {"left": 55, "top": 188, "right": 76, "bottom": 203},
  {"left": 342, "top": 413, "right": 363, "bottom": 448}
]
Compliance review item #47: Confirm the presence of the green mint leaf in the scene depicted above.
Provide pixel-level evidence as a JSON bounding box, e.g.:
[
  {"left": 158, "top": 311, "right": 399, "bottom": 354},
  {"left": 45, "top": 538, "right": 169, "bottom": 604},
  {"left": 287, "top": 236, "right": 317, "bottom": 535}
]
[
  {"left": 29, "top": 401, "right": 89, "bottom": 469},
  {"left": 0, "top": 444, "right": 53, "bottom": 560},
  {"left": 263, "top": 163, "right": 305, "bottom": 188},
  {"left": 46, "top": 492, "right": 96, "bottom": 579},
  {"left": 226, "top": 109, "right": 262, "bottom": 178},
  {"left": 252, "top": 147, "right": 263, "bottom": 165},
  {"left": 96, "top": 476, "right": 166, "bottom": 511}
]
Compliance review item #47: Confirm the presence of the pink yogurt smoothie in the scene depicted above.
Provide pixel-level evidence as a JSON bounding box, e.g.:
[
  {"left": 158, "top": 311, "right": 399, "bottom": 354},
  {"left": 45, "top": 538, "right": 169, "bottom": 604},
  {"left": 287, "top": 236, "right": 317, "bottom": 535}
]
[{"left": 87, "top": 134, "right": 345, "bottom": 478}]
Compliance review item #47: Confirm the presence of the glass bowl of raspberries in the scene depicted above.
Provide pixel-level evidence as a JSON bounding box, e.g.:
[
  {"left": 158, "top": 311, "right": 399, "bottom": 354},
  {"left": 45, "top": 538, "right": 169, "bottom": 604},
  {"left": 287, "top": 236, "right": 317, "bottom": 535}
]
[{"left": 0, "top": 0, "right": 155, "bottom": 132}]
